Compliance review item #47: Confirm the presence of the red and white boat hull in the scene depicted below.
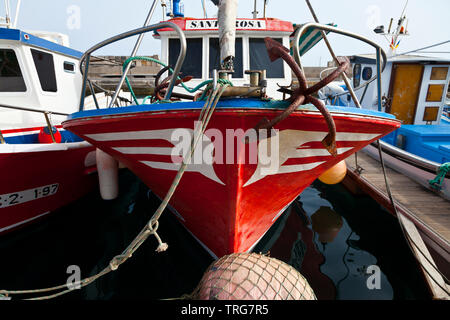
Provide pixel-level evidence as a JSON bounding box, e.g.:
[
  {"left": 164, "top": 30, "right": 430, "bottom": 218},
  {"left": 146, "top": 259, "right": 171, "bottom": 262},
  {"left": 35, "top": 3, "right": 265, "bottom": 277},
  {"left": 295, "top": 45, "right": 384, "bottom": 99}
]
[
  {"left": 0, "top": 141, "right": 97, "bottom": 234},
  {"left": 64, "top": 104, "right": 400, "bottom": 258}
]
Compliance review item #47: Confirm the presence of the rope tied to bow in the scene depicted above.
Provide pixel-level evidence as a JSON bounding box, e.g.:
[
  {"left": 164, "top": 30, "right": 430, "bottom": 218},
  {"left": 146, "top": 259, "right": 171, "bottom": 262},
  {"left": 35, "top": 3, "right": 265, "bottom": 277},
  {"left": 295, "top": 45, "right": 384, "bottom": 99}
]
[{"left": 0, "top": 82, "right": 230, "bottom": 300}]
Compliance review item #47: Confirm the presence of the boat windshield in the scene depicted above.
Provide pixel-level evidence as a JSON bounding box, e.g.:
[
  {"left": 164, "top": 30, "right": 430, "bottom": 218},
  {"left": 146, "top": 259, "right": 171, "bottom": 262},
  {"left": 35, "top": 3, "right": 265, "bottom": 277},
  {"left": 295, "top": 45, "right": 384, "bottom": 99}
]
[
  {"left": 31, "top": 49, "right": 58, "bottom": 92},
  {"left": 249, "top": 38, "right": 284, "bottom": 78},
  {"left": 0, "top": 49, "right": 27, "bottom": 92},
  {"left": 169, "top": 38, "right": 203, "bottom": 79},
  {"left": 208, "top": 37, "right": 243, "bottom": 78}
]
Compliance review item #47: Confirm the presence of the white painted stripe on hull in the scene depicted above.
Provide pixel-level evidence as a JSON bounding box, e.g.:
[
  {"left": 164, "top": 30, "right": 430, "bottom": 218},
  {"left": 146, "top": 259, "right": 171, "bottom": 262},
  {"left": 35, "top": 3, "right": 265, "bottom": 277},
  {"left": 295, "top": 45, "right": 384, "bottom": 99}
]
[
  {"left": 334, "top": 132, "right": 380, "bottom": 141},
  {"left": 293, "top": 146, "right": 353, "bottom": 158},
  {"left": 0, "top": 141, "right": 92, "bottom": 154},
  {"left": 86, "top": 129, "right": 177, "bottom": 141},
  {"left": 87, "top": 130, "right": 382, "bottom": 143},
  {"left": 0, "top": 211, "right": 51, "bottom": 233},
  {"left": 112, "top": 147, "right": 173, "bottom": 155}
]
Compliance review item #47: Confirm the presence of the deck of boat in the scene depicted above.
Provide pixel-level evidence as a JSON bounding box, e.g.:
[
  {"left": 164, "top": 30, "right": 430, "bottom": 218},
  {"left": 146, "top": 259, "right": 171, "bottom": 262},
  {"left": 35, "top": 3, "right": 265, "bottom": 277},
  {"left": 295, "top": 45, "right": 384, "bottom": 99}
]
[{"left": 344, "top": 150, "right": 450, "bottom": 242}]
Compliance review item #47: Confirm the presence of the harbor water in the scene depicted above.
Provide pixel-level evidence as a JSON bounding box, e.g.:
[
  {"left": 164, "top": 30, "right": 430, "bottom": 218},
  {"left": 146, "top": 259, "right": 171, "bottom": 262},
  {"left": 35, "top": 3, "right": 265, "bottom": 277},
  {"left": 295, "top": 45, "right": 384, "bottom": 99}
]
[{"left": 0, "top": 169, "right": 430, "bottom": 300}]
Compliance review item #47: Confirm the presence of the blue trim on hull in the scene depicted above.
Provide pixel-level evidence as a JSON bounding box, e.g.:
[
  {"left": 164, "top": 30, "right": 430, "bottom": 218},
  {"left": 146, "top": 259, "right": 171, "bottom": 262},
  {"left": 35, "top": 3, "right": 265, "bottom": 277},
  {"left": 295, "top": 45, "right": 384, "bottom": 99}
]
[
  {"left": 4, "top": 131, "right": 84, "bottom": 144},
  {"left": 0, "top": 27, "right": 83, "bottom": 59},
  {"left": 68, "top": 98, "right": 397, "bottom": 120}
]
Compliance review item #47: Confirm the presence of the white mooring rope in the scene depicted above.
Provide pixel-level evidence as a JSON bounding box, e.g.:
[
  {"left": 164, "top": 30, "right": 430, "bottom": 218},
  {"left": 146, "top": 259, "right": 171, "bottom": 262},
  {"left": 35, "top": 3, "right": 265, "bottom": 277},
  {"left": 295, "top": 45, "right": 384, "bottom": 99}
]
[{"left": 0, "top": 83, "right": 230, "bottom": 300}]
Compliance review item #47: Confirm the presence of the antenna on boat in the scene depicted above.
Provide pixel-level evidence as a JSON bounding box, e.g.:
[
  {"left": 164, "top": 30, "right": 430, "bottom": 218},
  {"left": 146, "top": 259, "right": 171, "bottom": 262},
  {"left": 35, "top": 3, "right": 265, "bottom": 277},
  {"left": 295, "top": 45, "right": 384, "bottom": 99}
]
[
  {"left": 1, "top": 0, "right": 20, "bottom": 28},
  {"left": 11, "top": 0, "right": 20, "bottom": 28},
  {"left": 373, "top": 0, "right": 409, "bottom": 56},
  {"left": 201, "top": 0, "right": 208, "bottom": 18},
  {"left": 1, "top": 0, "right": 10, "bottom": 27},
  {"left": 161, "top": 0, "right": 167, "bottom": 20},
  {"left": 252, "top": 0, "right": 258, "bottom": 18},
  {"left": 263, "top": 0, "right": 268, "bottom": 18}
]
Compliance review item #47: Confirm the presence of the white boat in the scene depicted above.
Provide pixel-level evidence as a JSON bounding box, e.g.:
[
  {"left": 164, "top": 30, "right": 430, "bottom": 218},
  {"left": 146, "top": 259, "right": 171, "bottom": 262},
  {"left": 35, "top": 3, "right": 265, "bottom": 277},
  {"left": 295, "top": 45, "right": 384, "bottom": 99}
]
[{"left": 0, "top": 1, "right": 116, "bottom": 234}]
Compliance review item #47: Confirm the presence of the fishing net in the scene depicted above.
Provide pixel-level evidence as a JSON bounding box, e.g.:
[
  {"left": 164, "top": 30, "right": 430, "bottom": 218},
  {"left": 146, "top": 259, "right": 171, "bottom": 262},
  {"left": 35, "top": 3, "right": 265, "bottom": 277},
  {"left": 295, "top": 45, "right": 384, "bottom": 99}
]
[{"left": 190, "top": 252, "right": 316, "bottom": 300}]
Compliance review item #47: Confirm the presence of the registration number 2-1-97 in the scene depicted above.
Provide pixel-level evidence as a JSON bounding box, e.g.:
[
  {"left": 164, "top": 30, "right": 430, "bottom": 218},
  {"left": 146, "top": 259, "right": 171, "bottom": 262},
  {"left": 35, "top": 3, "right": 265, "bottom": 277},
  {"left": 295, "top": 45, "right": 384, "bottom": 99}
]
[{"left": 0, "top": 183, "right": 59, "bottom": 208}]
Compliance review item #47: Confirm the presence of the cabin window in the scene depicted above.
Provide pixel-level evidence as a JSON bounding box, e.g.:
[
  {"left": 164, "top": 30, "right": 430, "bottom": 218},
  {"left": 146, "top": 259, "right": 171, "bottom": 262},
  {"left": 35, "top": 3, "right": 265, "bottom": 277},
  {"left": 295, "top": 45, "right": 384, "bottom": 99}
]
[
  {"left": 209, "top": 37, "right": 243, "bottom": 78},
  {"left": 169, "top": 38, "right": 203, "bottom": 79},
  {"left": 353, "top": 63, "right": 361, "bottom": 87},
  {"left": 31, "top": 49, "right": 57, "bottom": 92},
  {"left": 362, "top": 66, "right": 372, "bottom": 81},
  {"left": 249, "top": 38, "right": 284, "bottom": 78},
  {"left": 0, "top": 49, "right": 26, "bottom": 92},
  {"left": 426, "top": 84, "right": 444, "bottom": 102},
  {"left": 63, "top": 61, "right": 75, "bottom": 73},
  {"left": 430, "top": 67, "right": 448, "bottom": 80},
  {"left": 423, "top": 106, "right": 439, "bottom": 122}
]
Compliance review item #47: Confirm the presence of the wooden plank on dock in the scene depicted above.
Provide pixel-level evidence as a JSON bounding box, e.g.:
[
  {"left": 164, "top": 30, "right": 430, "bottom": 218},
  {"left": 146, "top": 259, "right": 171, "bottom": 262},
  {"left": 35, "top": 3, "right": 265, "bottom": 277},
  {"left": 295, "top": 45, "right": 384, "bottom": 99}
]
[
  {"left": 343, "top": 149, "right": 450, "bottom": 298},
  {"left": 345, "top": 150, "right": 450, "bottom": 244},
  {"left": 398, "top": 214, "right": 450, "bottom": 300}
]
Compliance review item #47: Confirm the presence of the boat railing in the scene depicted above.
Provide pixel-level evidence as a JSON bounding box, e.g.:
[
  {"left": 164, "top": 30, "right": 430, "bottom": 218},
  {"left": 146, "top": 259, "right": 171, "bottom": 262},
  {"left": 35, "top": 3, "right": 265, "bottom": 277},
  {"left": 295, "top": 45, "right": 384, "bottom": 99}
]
[
  {"left": 292, "top": 22, "right": 387, "bottom": 111},
  {"left": 373, "top": 140, "right": 450, "bottom": 179},
  {"left": 78, "top": 21, "right": 187, "bottom": 112},
  {"left": 0, "top": 103, "right": 69, "bottom": 144}
]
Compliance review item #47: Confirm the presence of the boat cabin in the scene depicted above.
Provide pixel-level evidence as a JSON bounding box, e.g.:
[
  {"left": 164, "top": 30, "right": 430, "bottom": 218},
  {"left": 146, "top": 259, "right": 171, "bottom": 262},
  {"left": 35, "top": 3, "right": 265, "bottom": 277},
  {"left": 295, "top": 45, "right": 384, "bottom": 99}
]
[
  {"left": 0, "top": 27, "right": 83, "bottom": 131},
  {"left": 348, "top": 54, "right": 450, "bottom": 126},
  {"left": 346, "top": 54, "right": 450, "bottom": 164},
  {"left": 154, "top": 17, "right": 295, "bottom": 99}
]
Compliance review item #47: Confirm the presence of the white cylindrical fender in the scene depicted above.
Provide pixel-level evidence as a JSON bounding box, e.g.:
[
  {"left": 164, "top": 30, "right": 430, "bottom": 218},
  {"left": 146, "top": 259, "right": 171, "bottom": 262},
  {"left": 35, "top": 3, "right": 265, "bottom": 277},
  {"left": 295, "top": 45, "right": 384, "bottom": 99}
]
[{"left": 96, "top": 148, "right": 119, "bottom": 200}]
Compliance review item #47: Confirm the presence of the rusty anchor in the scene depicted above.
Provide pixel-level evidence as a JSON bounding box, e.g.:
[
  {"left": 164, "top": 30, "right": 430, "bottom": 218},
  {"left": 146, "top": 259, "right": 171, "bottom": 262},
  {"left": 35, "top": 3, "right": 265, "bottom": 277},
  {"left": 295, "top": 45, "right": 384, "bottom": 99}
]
[{"left": 254, "top": 37, "right": 350, "bottom": 157}]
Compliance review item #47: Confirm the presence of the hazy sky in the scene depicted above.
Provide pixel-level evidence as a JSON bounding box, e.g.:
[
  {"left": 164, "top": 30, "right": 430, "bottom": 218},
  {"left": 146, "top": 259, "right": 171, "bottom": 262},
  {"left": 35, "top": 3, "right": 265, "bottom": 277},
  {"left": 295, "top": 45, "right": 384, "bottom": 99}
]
[{"left": 6, "top": 0, "right": 450, "bottom": 66}]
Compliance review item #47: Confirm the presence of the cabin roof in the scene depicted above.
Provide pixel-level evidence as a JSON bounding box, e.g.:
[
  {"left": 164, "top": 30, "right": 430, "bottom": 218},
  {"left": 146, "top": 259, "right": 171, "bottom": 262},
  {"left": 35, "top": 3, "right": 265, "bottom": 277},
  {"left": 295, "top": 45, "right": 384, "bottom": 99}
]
[
  {"left": 0, "top": 27, "right": 82, "bottom": 59},
  {"left": 350, "top": 53, "right": 450, "bottom": 65}
]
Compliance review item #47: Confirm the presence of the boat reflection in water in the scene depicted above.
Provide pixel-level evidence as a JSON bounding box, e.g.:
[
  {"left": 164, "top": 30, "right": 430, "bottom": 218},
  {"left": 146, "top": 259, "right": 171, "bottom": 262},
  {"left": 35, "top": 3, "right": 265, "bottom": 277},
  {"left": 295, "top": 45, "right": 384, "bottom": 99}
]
[{"left": 256, "top": 180, "right": 431, "bottom": 300}]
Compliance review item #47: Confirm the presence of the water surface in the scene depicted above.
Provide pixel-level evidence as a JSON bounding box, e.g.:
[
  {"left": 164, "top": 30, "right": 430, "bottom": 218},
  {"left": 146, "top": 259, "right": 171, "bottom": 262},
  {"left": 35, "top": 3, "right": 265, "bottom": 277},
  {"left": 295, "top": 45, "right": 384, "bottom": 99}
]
[{"left": 0, "top": 170, "right": 429, "bottom": 300}]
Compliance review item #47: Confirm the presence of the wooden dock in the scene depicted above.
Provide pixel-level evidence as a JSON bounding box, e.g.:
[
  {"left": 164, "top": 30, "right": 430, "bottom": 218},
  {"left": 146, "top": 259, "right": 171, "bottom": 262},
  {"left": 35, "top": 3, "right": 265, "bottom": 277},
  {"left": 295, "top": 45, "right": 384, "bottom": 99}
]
[
  {"left": 345, "top": 151, "right": 450, "bottom": 241},
  {"left": 343, "top": 149, "right": 450, "bottom": 299}
]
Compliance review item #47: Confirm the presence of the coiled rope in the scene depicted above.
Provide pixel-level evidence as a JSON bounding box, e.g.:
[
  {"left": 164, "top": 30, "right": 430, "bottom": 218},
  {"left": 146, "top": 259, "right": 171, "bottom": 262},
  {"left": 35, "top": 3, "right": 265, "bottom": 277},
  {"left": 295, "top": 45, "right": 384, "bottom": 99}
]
[
  {"left": 0, "top": 82, "right": 230, "bottom": 300},
  {"left": 122, "top": 56, "right": 232, "bottom": 104}
]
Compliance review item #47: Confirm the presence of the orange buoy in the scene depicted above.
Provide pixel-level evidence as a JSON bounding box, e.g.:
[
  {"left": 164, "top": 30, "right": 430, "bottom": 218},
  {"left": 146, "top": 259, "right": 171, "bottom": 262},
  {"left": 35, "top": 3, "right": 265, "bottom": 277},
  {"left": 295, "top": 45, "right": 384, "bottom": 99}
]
[
  {"left": 38, "top": 126, "right": 62, "bottom": 143},
  {"left": 318, "top": 160, "right": 347, "bottom": 184}
]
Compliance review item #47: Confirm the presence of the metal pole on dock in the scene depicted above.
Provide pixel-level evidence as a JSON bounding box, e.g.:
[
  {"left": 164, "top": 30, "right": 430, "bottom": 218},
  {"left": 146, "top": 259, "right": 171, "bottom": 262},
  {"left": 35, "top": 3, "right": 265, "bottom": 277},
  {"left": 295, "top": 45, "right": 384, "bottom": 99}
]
[
  {"left": 376, "top": 48, "right": 383, "bottom": 111},
  {"left": 304, "top": 0, "right": 362, "bottom": 109},
  {"left": 108, "top": 0, "right": 160, "bottom": 108}
]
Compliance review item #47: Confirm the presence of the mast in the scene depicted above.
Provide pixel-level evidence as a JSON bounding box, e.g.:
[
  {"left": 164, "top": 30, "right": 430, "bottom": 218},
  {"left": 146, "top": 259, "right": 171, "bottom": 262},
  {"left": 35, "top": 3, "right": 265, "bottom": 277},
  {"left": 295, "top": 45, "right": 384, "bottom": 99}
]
[{"left": 218, "top": 0, "right": 238, "bottom": 72}]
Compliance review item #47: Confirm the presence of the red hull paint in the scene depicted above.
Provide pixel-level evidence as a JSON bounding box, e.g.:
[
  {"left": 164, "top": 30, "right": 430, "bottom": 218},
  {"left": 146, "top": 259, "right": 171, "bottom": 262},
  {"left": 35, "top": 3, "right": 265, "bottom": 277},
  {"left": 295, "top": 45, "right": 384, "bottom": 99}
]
[
  {"left": 64, "top": 108, "right": 400, "bottom": 257},
  {"left": 0, "top": 143, "right": 97, "bottom": 234}
]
